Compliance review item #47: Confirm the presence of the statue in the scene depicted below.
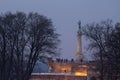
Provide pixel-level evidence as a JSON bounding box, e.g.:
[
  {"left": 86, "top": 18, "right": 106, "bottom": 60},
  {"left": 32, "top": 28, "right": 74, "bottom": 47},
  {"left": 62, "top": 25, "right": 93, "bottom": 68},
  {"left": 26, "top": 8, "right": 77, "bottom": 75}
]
[
  {"left": 78, "top": 21, "right": 81, "bottom": 32},
  {"left": 76, "top": 20, "right": 83, "bottom": 62}
]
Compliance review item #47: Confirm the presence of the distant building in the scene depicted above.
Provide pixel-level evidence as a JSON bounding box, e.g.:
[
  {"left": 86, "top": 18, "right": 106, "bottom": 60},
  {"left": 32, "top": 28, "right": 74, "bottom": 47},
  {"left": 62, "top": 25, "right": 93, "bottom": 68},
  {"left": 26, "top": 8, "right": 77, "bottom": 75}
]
[
  {"left": 31, "top": 22, "right": 99, "bottom": 80},
  {"left": 48, "top": 58, "right": 87, "bottom": 76}
]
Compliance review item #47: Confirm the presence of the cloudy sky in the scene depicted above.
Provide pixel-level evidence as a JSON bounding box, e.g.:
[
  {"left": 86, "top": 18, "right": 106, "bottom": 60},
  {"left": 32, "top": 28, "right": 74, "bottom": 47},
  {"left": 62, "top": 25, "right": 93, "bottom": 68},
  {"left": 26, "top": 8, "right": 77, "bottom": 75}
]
[{"left": 0, "top": 0, "right": 120, "bottom": 59}]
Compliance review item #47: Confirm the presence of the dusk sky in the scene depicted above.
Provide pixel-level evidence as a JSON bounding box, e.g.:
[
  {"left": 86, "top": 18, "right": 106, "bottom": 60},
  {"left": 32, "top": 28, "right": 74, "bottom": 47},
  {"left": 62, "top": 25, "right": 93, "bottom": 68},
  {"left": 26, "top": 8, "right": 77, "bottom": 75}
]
[{"left": 0, "top": 0, "right": 120, "bottom": 59}]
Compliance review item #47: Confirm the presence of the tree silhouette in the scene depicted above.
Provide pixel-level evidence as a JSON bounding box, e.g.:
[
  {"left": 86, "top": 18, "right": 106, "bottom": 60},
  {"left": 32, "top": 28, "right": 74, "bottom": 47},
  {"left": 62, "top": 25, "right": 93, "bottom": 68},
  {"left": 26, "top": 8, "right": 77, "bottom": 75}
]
[
  {"left": 82, "top": 20, "right": 120, "bottom": 80},
  {"left": 0, "top": 12, "right": 60, "bottom": 80}
]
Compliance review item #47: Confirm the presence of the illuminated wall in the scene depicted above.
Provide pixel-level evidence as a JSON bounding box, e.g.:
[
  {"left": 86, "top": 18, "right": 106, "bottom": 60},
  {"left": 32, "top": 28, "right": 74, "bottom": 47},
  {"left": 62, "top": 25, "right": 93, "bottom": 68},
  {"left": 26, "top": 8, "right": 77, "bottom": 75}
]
[
  {"left": 52, "top": 63, "right": 72, "bottom": 73},
  {"left": 50, "top": 62, "right": 88, "bottom": 76},
  {"left": 72, "top": 65, "right": 87, "bottom": 76}
]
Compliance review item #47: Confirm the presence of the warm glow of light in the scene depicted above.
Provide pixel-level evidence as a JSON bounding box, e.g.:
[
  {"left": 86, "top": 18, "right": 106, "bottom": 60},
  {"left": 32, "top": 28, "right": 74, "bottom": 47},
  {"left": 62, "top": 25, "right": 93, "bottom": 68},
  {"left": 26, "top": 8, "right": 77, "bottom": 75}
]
[
  {"left": 75, "top": 72, "right": 87, "bottom": 76},
  {"left": 61, "top": 67, "right": 71, "bottom": 73}
]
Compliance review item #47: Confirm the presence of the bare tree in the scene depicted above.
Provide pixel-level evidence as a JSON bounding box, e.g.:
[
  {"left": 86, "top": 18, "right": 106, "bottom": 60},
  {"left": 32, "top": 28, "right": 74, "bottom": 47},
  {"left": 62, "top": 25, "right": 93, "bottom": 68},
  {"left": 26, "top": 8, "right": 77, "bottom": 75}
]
[
  {"left": 105, "top": 23, "right": 120, "bottom": 80},
  {"left": 82, "top": 20, "right": 120, "bottom": 80},
  {"left": 0, "top": 12, "right": 60, "bottom": 80}
]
